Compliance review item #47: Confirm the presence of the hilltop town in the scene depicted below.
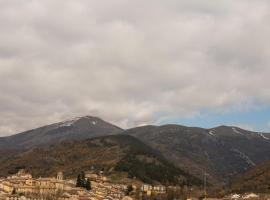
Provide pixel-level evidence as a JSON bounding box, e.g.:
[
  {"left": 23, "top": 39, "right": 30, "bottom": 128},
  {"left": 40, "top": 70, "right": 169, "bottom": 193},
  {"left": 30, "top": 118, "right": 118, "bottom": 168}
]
[
  {"left": 0, "top": 169, "right": 128, "bottom": 200},
  {"left": 0, "top": 169, "right": 172, "bottom": 200}
]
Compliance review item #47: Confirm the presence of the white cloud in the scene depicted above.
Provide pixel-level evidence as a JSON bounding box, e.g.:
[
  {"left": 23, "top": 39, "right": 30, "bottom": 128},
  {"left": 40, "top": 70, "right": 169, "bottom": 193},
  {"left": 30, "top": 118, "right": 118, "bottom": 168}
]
[{"left": 0, "top": 0, "right": 270, "bottom": 135}]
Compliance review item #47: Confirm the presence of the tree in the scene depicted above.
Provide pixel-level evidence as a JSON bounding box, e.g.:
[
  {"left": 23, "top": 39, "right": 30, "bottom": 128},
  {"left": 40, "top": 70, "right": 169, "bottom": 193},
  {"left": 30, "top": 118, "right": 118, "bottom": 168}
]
[
  {"left": 12, "top": 188, "right": 16, "bottom": 195},
  {"left": 81, "top": 171, "right": 85, "bottom": 180},
  {"left": 81, "top": 171, "right": 86, "bottom": 186},
  {"left": 76, "top": 171, "right": 91, "bottom": 190},
  {"left": 86, "top": 178, "right": 91, "bottom": 190},
  {"left": 76, "top": 174, "right": 82, "bottom": 187},
  {"left": 126, "top": 185, "right": 133, "bottom": 195}
]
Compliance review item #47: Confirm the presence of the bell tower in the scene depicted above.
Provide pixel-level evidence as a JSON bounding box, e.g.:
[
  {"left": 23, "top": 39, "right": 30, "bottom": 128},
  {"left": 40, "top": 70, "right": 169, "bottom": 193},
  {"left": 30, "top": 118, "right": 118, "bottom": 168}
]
[{"left": 57, "top": 171, "right": 63, "bottom": 180}]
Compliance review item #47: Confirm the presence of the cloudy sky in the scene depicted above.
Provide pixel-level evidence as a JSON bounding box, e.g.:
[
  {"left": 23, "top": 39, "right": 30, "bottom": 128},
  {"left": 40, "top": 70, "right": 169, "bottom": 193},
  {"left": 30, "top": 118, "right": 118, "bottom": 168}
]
[{"left": 0, "top": 0, "right": 270, "bottom": 136}]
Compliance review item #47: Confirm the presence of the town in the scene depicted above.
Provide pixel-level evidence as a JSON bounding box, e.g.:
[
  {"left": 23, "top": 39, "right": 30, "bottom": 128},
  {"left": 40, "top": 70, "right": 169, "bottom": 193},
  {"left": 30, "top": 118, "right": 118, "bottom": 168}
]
[
  {"left": 1, "top": 169, "right": 269, "bottom": 200},
  {"left": 0, "top": 169, "right": 128, "bottom": 200},
  {"left": 0, "top": 169, "right": 169, "bottom": 200}
]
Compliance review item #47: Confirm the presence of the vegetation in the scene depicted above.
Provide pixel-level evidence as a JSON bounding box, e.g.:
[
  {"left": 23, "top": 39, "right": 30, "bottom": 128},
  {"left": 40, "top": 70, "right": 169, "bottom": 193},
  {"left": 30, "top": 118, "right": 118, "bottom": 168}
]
[
  {"left": 230, "top": 160, "right": 270, "bottom": 193},
  {"left": 115, "top": 154, "right": 200, "bottom": 186},
  {"left": 125, "top": 125, "right": 270, "bottom": 186},
  {"left": 76, "top": 171, "right": 91, "bottom": 190},
  {"left": 86, "top": 178, "right": 91, "bottom": 190},
  {"left": 125, "top": 184, "right": 133, "bottom": 195},
  {"left": 12, "top": 188, "right": 16, "bottom": 194},
  {"left": 114, "top": 136, "right": 202, "bottom": 186},
  {"left": 0, "top": 134, "right": 202, "bottom": 186}
]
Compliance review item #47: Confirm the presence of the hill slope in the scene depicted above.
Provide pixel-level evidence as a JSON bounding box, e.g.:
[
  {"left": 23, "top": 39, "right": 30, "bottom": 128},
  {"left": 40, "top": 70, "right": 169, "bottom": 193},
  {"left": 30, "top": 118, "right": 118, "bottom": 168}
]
[
  {"left": 124, "top": 125, "right": 270, "bottom": 184},
  {"left": 230, "top": 160, "right": 270, "bottom": 193},
  {"left": 0, "top": 116, "right": 123, "bottom": 150},
  {"left": 0, "top": 134, "right": 201, "bottom": 186}
]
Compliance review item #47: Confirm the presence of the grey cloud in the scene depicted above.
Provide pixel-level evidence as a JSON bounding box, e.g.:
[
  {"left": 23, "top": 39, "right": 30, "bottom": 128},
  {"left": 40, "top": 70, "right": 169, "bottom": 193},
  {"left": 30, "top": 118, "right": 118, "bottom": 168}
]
[{"left": 0, "top": 0, "right": 270, "bottom": 135}]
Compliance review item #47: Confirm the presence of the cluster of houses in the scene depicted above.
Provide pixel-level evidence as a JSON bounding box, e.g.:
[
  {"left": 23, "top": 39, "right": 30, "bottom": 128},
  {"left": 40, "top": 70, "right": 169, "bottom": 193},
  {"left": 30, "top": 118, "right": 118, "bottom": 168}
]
[
  {"left": 0, "top": 170, "right": 127, "bottom": 200},
  {"left": 140, "top": 184, "right": 166, "bottom": 196},
  {"left": 0, "top": 170, "right": 73, "bottom": 195},
  {"left": 0, "top": 170, "right": 172, "bottom": 200}
]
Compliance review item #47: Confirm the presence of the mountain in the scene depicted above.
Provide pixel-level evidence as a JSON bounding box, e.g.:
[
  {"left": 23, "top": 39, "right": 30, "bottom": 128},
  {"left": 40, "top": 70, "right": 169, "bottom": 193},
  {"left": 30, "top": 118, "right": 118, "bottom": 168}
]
[
  {"left": 230, "top": 160, "right": 270, "bottom": 193},
  {"left": 124, "top": 125, "right": 270, "bottom": 185},
  {"left": 0, "top": 116, "right": 123, "bottom": 150},
  {"left": 1, "top": 116, "right": 270, "bottom": 186},
  {"left": 0, "top": 134, "right": 202, "bottom": 186}
]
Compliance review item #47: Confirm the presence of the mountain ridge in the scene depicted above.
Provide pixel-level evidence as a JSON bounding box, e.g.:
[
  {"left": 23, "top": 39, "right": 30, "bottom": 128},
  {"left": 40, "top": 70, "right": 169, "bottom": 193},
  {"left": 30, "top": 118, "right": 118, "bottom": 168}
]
[
  {"left": 0, "top": 116, "right": 269, "bottom": 186},
  {"left": 1, "top": 116, "right": 269, "bottom": 143},
  {"left": 0, "top": 116, "right": 123, "bottom": 150},
  {"left": 123, "top": 124, "right": 270, "bottom": 185}
]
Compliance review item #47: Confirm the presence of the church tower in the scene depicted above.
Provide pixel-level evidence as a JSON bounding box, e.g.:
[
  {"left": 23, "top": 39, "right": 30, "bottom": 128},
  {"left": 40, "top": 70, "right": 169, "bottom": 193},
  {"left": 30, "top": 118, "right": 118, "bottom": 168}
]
[{"left": 57, "top": 171, "right": 64, "bottom": 180}]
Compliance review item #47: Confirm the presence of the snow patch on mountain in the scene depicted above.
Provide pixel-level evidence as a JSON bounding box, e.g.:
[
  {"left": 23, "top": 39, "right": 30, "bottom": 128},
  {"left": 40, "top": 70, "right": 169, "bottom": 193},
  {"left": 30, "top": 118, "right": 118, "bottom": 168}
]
[
  {"left": 55, "top": 116, "right": 99, "bottom": 128},
  {"left": 231, "top": 148, "right": 256, "bottom": 167},
  {"left": 208, "top": 130, "right": 215, "bottom": 136},
  {"left": 57, "top": 117, "right": 81, "bottom": 127},
  {"left": 258, "top": 133, "right": 269, "bottom": 140},
  {"left": 232, "top": 127, "right": 244, "bottom": 136}
]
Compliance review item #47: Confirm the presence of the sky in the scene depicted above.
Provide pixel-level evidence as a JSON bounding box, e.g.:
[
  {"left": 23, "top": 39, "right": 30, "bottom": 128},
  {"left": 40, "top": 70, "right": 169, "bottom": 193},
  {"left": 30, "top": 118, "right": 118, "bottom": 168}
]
[{"left": 0, "top": 0, "right": 270, "bottom": 136}]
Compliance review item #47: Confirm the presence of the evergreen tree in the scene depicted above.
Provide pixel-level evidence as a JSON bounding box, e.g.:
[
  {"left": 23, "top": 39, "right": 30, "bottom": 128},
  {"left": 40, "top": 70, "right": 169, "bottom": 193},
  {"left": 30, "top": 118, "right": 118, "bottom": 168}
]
[
  {"left": 76, "top": 171, "right": 88, "bottom": 188},
  {"left": 126, "top": 185, "right": 133, "bottom": 195},
  {"left": 81, "top": 171, "right": 86, "bottom": 187},
  {"left": 86, "top": 178, "right": 91, "bottom": 190},
  {"left": 76, "top": 174, "right": 82, "bottom": 187},
  {"left": 81, "top": 171, "right": 85, "bottom": 180},
  {"left": 12, "top": 188, "right": 16, "bottom": 194}
]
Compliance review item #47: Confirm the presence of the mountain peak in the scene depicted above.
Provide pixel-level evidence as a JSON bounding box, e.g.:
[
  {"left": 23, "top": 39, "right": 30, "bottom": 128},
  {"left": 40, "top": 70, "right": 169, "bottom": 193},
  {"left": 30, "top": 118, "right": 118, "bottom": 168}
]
[
  {"left": 55, "top": 116, "right": 101, "bottom": 128},
  {"left": 0, "top": 116, "right": 123, "bottom": 149}
]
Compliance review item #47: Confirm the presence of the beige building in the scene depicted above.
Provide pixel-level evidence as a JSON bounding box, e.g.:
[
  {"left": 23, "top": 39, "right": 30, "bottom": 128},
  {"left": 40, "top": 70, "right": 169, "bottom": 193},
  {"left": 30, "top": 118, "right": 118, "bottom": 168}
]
[
  {"left": 0, "top": 170, "right": 73, "bottom": 195},
  {"left": 0, "top": 170, "right": 127, "bottom": 200}
]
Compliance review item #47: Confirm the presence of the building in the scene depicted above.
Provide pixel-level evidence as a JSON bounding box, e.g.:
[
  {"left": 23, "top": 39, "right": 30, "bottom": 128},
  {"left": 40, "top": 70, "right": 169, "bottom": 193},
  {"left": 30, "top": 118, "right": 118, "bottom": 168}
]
[
  {"left": 0, "top": 170, "right": 127, "bottom": 200},
  {"left": 0, "top": 170, "right": 72, "bottom": 195}
]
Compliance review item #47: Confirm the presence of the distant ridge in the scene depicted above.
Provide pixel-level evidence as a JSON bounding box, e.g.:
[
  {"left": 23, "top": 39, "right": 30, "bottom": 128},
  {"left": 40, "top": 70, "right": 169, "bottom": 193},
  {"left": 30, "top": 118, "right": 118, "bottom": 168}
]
[{"left": 124, "top": 124, "right": 270, "bottom": 184}]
